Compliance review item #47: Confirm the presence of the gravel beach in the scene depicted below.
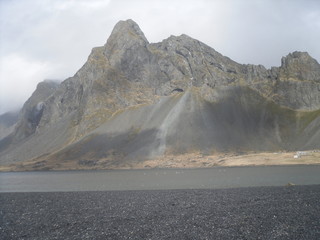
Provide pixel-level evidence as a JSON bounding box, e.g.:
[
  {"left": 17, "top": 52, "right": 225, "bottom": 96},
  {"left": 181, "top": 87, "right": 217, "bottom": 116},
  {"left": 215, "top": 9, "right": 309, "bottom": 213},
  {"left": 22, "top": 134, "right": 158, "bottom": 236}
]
[{"left": 1, "top": 185, "right": 320, "bottom": 240}]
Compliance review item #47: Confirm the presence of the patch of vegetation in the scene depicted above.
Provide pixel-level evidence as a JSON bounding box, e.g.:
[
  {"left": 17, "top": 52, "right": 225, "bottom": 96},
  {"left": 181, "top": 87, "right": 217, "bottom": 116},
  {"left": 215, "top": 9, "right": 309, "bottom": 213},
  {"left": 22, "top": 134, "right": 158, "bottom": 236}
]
[{"left": 296, "top": 109, "right": 320, "bottom": 132}]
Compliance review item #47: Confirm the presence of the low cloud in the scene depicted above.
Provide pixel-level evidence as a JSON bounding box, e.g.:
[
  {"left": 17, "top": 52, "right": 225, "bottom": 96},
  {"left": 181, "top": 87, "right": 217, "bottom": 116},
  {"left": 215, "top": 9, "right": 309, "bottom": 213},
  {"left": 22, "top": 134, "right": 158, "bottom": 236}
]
[{"left": 0, "top": 54, "right": 54, "bottom": 113}]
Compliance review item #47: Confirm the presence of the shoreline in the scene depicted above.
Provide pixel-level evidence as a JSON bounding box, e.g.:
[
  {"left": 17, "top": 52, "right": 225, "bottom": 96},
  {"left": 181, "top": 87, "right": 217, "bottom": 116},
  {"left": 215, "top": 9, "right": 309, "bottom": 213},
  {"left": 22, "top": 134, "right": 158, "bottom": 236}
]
[
  {"left": 1, "top": 150, "right": 320, "bottom": 172},
  {"left": 1, "top": 162, "right": 320, "bottom": 173}
]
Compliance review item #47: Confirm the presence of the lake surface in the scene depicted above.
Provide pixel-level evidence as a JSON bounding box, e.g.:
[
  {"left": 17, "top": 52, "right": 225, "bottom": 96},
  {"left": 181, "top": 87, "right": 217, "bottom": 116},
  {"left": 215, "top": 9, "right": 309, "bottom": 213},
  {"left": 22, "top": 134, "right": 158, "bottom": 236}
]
[{"left": 1, "top": 165, "right": 320, "bottom": 192}]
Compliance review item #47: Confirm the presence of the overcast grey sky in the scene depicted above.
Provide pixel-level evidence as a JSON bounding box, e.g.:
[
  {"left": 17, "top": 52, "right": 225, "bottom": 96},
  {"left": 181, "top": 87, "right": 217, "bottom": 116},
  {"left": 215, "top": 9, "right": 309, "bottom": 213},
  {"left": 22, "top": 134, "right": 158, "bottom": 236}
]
[{"left": 0, "top": 0, "right": 319, "bottom": 114}]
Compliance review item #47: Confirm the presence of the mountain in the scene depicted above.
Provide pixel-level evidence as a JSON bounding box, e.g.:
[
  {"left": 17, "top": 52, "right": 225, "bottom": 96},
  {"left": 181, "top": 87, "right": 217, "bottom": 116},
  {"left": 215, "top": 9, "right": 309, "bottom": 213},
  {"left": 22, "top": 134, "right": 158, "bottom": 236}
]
[
  {"left": 1, "top": 19, "right": 320, "bottom": 170},
  {"left": 0, "top": 111, "right": 19, "bottom": 141}
]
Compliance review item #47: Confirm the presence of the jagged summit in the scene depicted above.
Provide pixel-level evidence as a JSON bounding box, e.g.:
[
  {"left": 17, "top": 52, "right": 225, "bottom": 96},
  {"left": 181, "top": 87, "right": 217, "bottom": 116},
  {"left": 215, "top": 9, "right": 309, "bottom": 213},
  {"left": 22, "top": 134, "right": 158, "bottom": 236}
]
[
  {"left": 110, "top": 19, "right": 149, "bottom": 43},
  {"left": 164, "top": 33, "right": 198, "bottom": 42},
  {"left": 1, "top": 19, "right": 320, "bottom": 170},
  {"left": 280, "top": 51, "right": 320, "bottom": 81},
  {"left": 104, "top": 19, "right": 149, "bottom": 62},
  {"left": 282, "top": 51, "right": 316, "bottom": 64}
]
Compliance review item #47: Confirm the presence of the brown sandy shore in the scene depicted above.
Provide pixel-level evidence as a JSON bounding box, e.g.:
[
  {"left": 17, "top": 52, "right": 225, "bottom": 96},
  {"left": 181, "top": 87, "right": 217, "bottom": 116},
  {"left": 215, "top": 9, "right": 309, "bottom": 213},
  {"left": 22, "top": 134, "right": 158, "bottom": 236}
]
[
  {"left": 1, "top": 185, "right": 320, "bottom": 239},
  {"left": 1, "top": 151, "right": 319, "bottom": 171}
]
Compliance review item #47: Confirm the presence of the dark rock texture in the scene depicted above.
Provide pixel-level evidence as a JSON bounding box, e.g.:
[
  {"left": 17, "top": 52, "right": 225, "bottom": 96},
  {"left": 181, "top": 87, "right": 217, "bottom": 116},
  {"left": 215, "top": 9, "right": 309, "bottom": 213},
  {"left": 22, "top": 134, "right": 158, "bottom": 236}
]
[
  {"left": 1, "top": 185, "right": 320, "bottom": 239},
  {"left": 1, "top": 19, "right": 320, "bottom": 167}
]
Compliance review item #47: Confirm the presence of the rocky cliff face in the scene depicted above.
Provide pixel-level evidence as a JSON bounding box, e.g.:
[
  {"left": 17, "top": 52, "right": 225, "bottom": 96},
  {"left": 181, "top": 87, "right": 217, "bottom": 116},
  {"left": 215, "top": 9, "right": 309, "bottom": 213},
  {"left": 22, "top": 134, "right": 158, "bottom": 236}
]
[
  {"left": 1, "top": 19, "right": 320, "bottom": 169},
  {"left": 14, "top": 80, "right": 59, "bottom": 141}
]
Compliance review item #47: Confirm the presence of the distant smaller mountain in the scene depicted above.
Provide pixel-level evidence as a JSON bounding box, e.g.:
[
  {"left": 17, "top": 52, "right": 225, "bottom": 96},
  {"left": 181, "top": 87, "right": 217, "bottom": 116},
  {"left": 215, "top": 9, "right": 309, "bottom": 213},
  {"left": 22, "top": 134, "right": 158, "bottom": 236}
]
[{"left": 0, "top": 111, "right": 19, "bottom": 140}]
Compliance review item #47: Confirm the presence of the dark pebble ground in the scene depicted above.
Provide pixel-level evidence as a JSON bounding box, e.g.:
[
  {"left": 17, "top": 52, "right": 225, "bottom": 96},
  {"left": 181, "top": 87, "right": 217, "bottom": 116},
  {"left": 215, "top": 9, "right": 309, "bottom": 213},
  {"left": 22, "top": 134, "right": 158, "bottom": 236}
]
[{"left": 1, "top": 185, "right": 320, "bottom": 240}]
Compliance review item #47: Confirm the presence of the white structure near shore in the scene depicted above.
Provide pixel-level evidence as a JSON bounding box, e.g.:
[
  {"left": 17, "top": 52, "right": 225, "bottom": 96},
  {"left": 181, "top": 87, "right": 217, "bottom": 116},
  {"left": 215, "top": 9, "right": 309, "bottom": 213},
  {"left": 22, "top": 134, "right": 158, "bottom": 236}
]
[{"left": 293, "top": 150, "right": 320, "bottom": 159}]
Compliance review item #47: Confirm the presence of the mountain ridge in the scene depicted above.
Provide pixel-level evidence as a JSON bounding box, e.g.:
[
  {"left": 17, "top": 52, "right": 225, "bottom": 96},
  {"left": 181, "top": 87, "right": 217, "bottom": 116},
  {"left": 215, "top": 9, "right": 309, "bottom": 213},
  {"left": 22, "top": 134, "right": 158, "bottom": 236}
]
[{"left": 1, "top": 19, "right": 319, "bottom": 170}]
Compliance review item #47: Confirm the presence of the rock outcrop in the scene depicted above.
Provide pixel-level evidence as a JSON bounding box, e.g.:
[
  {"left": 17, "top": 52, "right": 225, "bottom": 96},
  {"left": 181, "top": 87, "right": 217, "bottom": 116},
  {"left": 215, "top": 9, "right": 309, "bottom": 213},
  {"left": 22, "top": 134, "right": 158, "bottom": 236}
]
[
  {"left": 14, "top": 80, "right": 59, "bottom": 141},
  {"left": 1, "top": 19, "right": 319, "bottom": 169}
]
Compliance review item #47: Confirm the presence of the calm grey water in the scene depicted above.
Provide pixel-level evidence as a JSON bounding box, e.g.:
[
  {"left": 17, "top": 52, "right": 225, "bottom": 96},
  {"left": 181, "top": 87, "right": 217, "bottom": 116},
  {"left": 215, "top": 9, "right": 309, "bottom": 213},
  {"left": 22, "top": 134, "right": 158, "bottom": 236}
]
[{"left": 1, "top": 165, "right": 320, "bottom": 192}]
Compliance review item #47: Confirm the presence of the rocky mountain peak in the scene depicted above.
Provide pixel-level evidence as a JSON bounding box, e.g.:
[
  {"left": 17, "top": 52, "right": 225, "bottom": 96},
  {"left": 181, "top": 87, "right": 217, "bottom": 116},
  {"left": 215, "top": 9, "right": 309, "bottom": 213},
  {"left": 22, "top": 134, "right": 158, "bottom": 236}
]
[
  {"left": 112, "top": 19, "right": 148, "bottom": 42},
  {"left": 13, "top": 80, "right": 59, "bottom": 141},
  {"left": 165, "top": 34, "right": 196, "bottom": 42},
  {"left": 103, "top": 19, "right": 149, "bottom": 63},
  {"left": 281, "top": 51, "right": 316, "bottom": 67},
  {"left": 280, "top": 51, "right": 320, "bottom": 82},
  {"left": 36, "top": 79, "right": 60, "bottom": 92}
]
